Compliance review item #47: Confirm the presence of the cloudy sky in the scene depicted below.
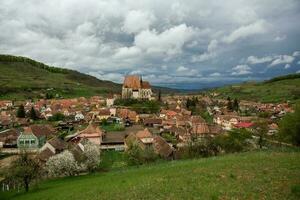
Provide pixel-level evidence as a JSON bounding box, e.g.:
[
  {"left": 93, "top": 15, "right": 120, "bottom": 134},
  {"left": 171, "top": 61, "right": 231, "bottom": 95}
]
[{"left": 1, "top": 0, "right": 300, "bottom": 89}]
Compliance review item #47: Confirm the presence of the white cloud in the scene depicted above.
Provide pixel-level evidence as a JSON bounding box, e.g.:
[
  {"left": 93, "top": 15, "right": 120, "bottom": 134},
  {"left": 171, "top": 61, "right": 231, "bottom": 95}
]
[
  {"left": 274, "top": 35, "right": 286, "bottom": 41},
  {"left": 293, "top": 51, "right": 300, "bottom": 57},
  {"left": 284, "top": 64, "right": 290, "bottom": 69},
  {"left": 210, "top": 72, "right": 221, "bottom": 77},
  {"left": 0, "top": 0, "right": 299, "bottom": 88},
  {"left": 223, "top": 20, "right": 268, "bottom": 44},
  {"left": 123, "top": 10, "right": 155, "bottom": 34},
  {"left": 231, "top": 64, "right": 252, "bottom": 75},
  {"left": 269, "top": 55, "right": 295, "bottom": 67},
  {"left": 134, "top": 24, "right": 196, "bottom": 56},
  {"left": 246, "top": 55, "right": 274, "bottom": 64},
  {"left": 177, "top": 66, "right": 188, "bottom": 72},
  {"left": 113, "top": 46, "right": 141, "bottom": 59},
  {"left": 175, "top": 66, "right": 201, "bottom": 77}
]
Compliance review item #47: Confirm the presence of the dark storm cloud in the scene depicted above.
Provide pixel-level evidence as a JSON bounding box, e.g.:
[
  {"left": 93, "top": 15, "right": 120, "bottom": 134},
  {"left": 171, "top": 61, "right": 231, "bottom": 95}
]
[{"left": 0, "top": 0, "right": 300, "bottom": 89}]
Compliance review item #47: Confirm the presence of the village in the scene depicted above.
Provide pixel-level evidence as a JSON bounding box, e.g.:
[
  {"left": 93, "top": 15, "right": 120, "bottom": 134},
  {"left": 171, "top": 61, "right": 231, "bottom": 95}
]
[{"left": 0, "top": 75, "right": 294, "bottom": 165}]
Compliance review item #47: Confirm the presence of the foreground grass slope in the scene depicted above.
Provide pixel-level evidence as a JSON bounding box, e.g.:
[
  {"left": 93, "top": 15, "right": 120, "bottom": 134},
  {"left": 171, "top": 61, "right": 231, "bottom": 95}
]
[
  {"left": 212, "top": 74, "right": 300, "bottom": 103},
  {"left": 2, "top": 151, "right": 300, "bottom": 200}
]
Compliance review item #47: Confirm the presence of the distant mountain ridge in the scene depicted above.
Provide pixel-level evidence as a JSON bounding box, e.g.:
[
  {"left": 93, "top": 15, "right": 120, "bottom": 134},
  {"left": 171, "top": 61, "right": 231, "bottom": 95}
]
[{"left": 0, "top": 55, "right": 178, "bottom": 100}]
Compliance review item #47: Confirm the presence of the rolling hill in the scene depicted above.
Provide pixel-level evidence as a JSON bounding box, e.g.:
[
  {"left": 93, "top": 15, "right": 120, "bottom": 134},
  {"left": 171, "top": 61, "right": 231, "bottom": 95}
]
[
  {"left": 1, "top": 150, "right": 300, "bottom": 200},
  {"left": 210, "top": 74, "right": 300, "bottom": 103},
  {"left": 0, "top": 55, "right": 177, "bottom": 100},
  {"left": 0, "top": 55, "right": 122, "bottom": 100}
]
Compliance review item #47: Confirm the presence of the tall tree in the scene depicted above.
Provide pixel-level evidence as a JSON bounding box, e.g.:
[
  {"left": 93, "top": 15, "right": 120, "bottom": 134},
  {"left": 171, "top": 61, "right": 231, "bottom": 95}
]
[
  {"left": 233, "top": 98, "right": 239, "bottom": 111},
  {"left": 7, "top": 151, "right": 41, "bottom": 192},
  {"left": 227, "top": 97, "right": 233, "bottom": 111},
  {"left": 158, "top": 90, "right": 162, "bottom": 102},
  {"left": 30, "top": 107, "right": 37, "bottom": 120},
  {"left": 253, "top": 119, "right": 268, "bottom": 149},
  {"left": 17, "top": 104, "right": 26, "bottom": 118}
]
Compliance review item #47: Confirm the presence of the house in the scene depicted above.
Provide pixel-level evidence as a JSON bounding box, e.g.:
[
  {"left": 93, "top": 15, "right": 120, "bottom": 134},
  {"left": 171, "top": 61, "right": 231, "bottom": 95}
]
[
  {"left": 17, "top": 125, "right": 55, "bottom": 149},
  {"left": 143, "top": 118, "right": 162, "bottom": 127},
  {"left": 17, "top": 127, "right": 39, "bottom": 149},
  {"left": 0, "top": 100, "right": 13, "bottom": 110},
  {"left": 98, "top": 109, "right": 111, "bottom": 120},
  {"left": 117, "top": 108, "right": 138, "bottom": 123},
  {"left": 160, "top": 109, "right": 177, "bottom": 119},
  {"left": 124, "top": 132, "right": 173, "bottom": 159},
  {"left": 136, "top": 128, "right": 154, "bottom": 145},
  {"left": 268, "top": 123, "right": 279, "bottom": 135},
  {"left": 124, "top": 133, "right": 146, "bottom": 150},
  {"left": 152, "top": 135, "right": 174, "bottom": 159},
  {"left": 213, "top": 115, "right": 239, "bottom": 130},
  {"left": 0, "top": 129, "right": 19, "bottom": 148},
  {"left": 121, "top": 75, "right": 152, "bottom": 99},
  {"left": 38, "top": 137, "right": 68, "bottom": 162},
  {"left": 75, "top": 112, "right": 85, "bottom": 121},
  {"left": 234, "top": 122, "right": 254, "bottom": 129},
  {"left": 68, "top": 123, "right": 104, "bottom": 145},
  {"left": 191, "top": 123, "right": 210, "bottom": 136},
  {"left": 106, "top": 97, "right": 115, "bottom": 107}
]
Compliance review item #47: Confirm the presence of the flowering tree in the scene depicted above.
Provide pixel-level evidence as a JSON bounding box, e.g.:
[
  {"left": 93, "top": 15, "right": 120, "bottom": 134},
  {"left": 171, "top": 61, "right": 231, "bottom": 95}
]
[
  {"left": 45, "top": 150, "right": 80, "bottom": 177},
  {"left": 82, "top": 141, "right": 101, "bottom": 172}
]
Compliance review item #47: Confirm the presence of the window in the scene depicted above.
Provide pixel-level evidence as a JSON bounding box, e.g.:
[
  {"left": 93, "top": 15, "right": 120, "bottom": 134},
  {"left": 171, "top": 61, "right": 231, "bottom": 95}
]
[
  {"left": 25, "top": 140, "right": 29, "bottom": 144},
  {"left": 30, "top": 139, "right": 35, "bottom": 144},
  {"left": 19, "top": 140, "right": 24, "bottom": 145}
]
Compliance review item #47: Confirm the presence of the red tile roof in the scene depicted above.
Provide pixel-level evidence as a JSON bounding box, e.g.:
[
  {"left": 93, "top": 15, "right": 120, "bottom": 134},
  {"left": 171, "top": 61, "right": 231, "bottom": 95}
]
[
  {"left": 234, "top": 122, "right": 254, "bottom": 128},
  {"left": 123, "top": 75, "right": 141, "bottom": 89},
  {"left": 136, "top": 128, "right": 153, "bottom": 139}
]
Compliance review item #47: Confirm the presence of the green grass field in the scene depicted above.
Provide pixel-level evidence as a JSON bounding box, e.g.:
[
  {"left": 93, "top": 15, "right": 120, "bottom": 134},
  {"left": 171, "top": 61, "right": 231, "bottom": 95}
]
[
  {"left": 212, "top": 75, "right": 300, "bottom": 103},
  {"left": 2, "top": 150, "right": 300, "bottom": 200}
]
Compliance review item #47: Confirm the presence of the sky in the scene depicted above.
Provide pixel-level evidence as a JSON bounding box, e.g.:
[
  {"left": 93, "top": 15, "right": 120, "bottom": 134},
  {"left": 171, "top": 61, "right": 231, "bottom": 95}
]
[{"left": 0, "top": 0, "right": 300, "bottom": 89}]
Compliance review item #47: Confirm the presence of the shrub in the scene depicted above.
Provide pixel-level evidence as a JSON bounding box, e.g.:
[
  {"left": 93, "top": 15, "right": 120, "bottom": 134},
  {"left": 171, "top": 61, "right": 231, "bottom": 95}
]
[
  {"left": 124, "top": 142, "right": 158, "bottom": 166},
  {"left": 213, "top": 129, "right": 253, "bottom": 153},
  {"left": 182, "top": 137, "right": 220, "bottom": 159},
  {"left": 45, "top": 150, "right": 81, "bottom": 177},
  {"left": 48, "top": 112, "right": 65, "bottom": 121}
]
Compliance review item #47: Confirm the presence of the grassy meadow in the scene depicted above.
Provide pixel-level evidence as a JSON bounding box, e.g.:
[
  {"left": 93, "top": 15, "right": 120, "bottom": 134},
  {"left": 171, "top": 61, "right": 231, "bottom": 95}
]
[
  {"left": 1, "top": 150, "right": 300, "bottom": 200},
  {"left": 212, "top": 75, "right": 300, "bottom": 103}
]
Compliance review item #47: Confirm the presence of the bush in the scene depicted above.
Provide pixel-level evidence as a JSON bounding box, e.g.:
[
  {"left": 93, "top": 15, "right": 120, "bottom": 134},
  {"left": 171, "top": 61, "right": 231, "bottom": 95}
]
[
  {"left": 114, "top": 98, "right": 160, "bottom": 114},
  {"left": 124, "top": 142, "right": 158, "bottom": 166},
  {"left": 48, "top": 112, "right": 65, "bottom": 121},
  {"left": 182, "top": 137, "right": 220, "bottom": 159},
  {"left": 213, "top": 129, "right": 253, "bottom": 153},
  {"left": 45, "top": 150, "right": 81, "bottom": 177}
]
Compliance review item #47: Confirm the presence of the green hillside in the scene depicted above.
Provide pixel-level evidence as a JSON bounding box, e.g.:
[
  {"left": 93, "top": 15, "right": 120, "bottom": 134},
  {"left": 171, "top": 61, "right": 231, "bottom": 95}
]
[
  {"left": 212, "top": 74, "right": 300, "bottom": 103},
  {"left": 0, "top": 55, "right": 122, "bottom": 100},
  {"left": 2, "top": 150, "right": 300, "bottom": 200},
  {"left": 0, "top": 55, "right": 179, "bottom": 100}
]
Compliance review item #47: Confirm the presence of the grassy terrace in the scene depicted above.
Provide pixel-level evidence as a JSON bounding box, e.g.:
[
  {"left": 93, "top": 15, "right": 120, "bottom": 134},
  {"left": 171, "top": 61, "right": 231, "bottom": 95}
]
[{"left": 2, "top": 150, "right": 300, "bottom": 200}]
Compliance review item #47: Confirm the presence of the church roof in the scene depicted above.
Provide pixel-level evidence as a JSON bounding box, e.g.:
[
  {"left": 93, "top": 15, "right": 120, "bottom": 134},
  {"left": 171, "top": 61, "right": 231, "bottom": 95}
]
[
  {"left": 123, "top": 75, "right": 141, "bottom": 89},
  {"left": 123, "top": 75, "right": 151, "bottom": 90}
]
